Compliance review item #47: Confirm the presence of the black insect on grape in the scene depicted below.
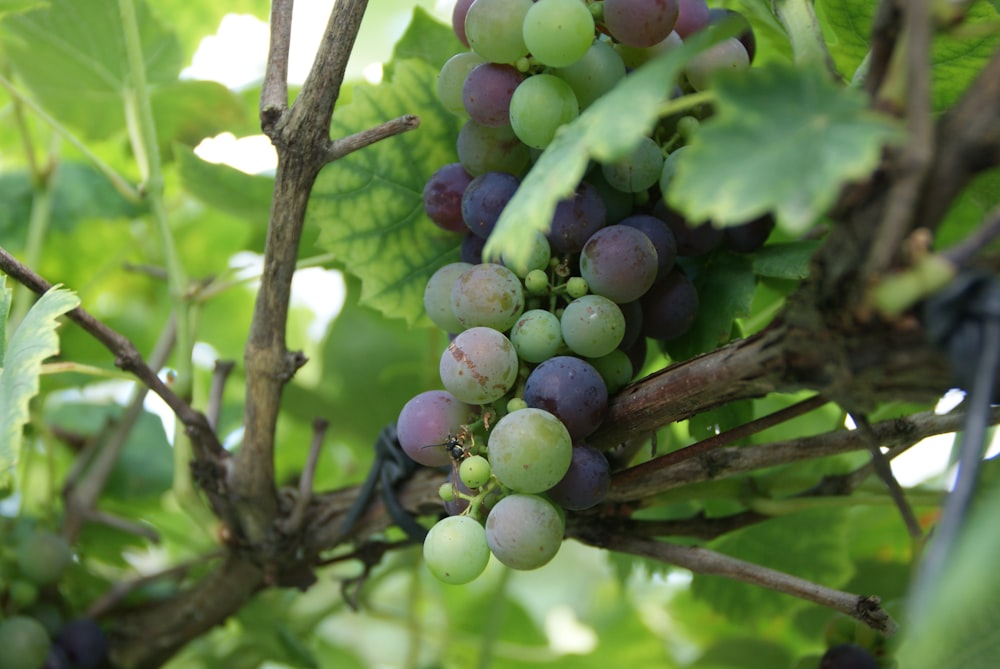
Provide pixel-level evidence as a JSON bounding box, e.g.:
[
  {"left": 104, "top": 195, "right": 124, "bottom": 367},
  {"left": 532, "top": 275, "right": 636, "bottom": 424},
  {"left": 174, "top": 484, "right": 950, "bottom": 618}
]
[{"left": 422, "top": 427, "right": 474, "bottom": 465}]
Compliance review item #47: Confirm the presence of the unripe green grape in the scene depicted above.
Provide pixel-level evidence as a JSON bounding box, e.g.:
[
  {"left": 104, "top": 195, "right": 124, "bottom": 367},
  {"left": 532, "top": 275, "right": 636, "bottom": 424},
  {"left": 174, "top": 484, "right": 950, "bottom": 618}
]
[
  {"left": 601, "top": 136, "right": 663, "bottom": 193},
  {"left": 566, "top": 276, "right": 589, "bottom": 299},
  {"left": 560, "top": 295, "right": 626, "bottom": 357},
  {"left": 439, "top": 482, "right": 456, "bottom": 502},
  {"left": 423, "top": 516, "right": 490, "bottom": 585},
  {"left": 8, "top": 580, "right": 38, "bottom": 608},
  {"left": 677, "top": 115, "right": 699, "bottom": 140},
  {"left": 440, "top": 327, "right": 519, "bottom": 404},
  {"left": 451, "top": 263, "right": 525, "bottom": 332},
  {"left": 510, "top": 309, "right": 563, "bottom": 363},
  {"left": 465, "top": 0, "right": 533, "bottom": 64},
  {"left": 555, "top": 39, "right": 626, "bottom": 108},
  {"left": 488, "top": 408, "right": 572, "bottom": 493},
  {"left": 586, "top": 349, "right": 633, "bottom": 393},
  {"left": 424, "top": 262, "right": 473, "bottom": 333},
  {"left": 0, "top": 615, "right": 51, "bottom": 669},
  {"left": 523, "top": 0, "right": 595, "bottom": 68},
  {"left": 506, "top": 397, "right": 528, "bottom": 412},
  {"left": 524, "top": 269, "right": 550, "bottom": 295},
  {"left": 510, "top": 75, "right": 579, "bottom": 149},
  {"left": 16, "top": 530, "right": 73, "bottom": 586},
  {"left": 437, "top": 52, "right": 486, "bottom": 115},
  {"left": 459, "top": 455, "right": 492, "bottom": 489}
]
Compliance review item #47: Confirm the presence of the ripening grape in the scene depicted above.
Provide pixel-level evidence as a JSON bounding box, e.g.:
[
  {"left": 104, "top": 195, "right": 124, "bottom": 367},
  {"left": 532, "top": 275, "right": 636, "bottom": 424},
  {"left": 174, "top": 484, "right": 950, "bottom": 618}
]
[
  {"left": 674, "top": 0, "right": 711, "bottom": 37},
  {"left": 685, "top": 37, "right": 750, "bottom": 91},
  {"left": 462, "top": 62, "right": 525, "bottom": 127},
  {"left": 423, "top": 163, "right": 473, "bottom": 232},
  {"left": 580, "top": 224, "right": 659, "bottom": 303},
  {"left": 547, "top": 444, "right": 611, "bottom": 510},
  {"left": 561, "top": 294, "right": 626, "bottom": 358},
  {"left": 485, "top": 494, "right": 565, "bottom": 570},
  {"left": 440, "top": 327, "right": 520, "bottom": 404},
  {"left": 510, "top": 309, "right": 564, "bottom": 363},
  {"left": 615, "top": 30, "right": 683, "bottom": 69},
  {"left": 603, "top": 0, "right": 679, "bottom": 48},
  {"left": 554, "top": 40, "right": 626, "bottom": 108},
  {"left": 601, "top": 136, "right": 664, "bottom": 193},
  {"left": 523, "top": 0, "right": 595, "bottom": 68},
  {"left": 437, "top": 52, "right": 486, "bottom": 115},
  {"left": 523, "top": 356, "right": 608, "bottom": 440},
  {"left": 708, "top": 7, "right": 757, "bottom": 63},
  {"left": 450, "top": 263, "right": 524, "bottom": 331},
  {"left": 640, "top": 269, "right": 699, "bottom": 340},
  {"left": 451, "top": 0, "right": 474, "bottom": 46},
  {"left": 457, "top": 120, "right": 530, "bottom": 176},
  {"left": 462, "top": 171, "right": 521, "bottom": 239},
  {"left": 465, "top": 0, "right": 533, "bottom": 64},
  {"left": 424, "top": 262, "right": 473, "bottom": 333},
  {"left": 509, "top": 74, "right": 579, "bottom": 149},
  {"left": 423, "top": 515, "right": 491, "bottom": 585},
  {"left": 0, "top": 615, "right": 51, "bottom": 669},
  {"left": 487, "top": 408, "right": 573, "bottom": 493},
  {"left": 548, "top": 181, "right": 607, "bottom": 254},
  {"left": 397, "top": 390, "right": 476, "bottom": 466}
]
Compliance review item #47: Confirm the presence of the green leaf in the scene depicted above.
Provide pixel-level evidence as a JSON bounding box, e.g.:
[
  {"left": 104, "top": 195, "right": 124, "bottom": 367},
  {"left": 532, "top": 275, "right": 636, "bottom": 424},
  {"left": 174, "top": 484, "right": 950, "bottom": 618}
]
[
  {"left": 388, "top": 6, "right": 463, "bottom": 72},
  {"left": 0, "top": 0, "right": 46, "bottom": 17},
  {"left": 177, "top": 145, "right": 274, "bottom": 228},
  {"left": 147, "top": 0, "right": 269, "bottom": 63},
  {"left": 689, "top": 400, "right": 754, "bottom": 444},
  {"left": 309, "top": 59, "right": 463, "bottom": 326},
  {"left": 0, "top": 275, "right": 10, "bottom": 360},
  {"left": 0, "top": 285, "right": 79, "bottom": 485},
  {"left": 751, "top": 240, "right": 822, "bottom": 280},
  {"left": 485, "top": 22, "right": 737, "bottom": 268},
  {"left": 689, "top": 637, "right": 794, "bottom": 668},
  {"left": 151, "top": 80, "right": 250, "bottom": 157},
  {"left": 663, "top": 251, "right": 757, "bottom": 361},
  {"left": 667, "top": 62, "right": 904, "bottom": 234},
  {"left": 819, "top": 0, "right": 1000, "bottom": 110},
  {"left": 692, "top": 509, "right": 854, "bottom": 621},
  {"left": 0, "top": 0, "right": 183, "bottom": 139}
]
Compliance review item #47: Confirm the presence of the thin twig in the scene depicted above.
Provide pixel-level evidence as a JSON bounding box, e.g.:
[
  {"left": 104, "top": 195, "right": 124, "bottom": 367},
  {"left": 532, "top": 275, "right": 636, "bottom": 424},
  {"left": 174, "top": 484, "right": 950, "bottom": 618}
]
[
  {"left": 864, "top": 0, "right": 903, "bottom": 98},
  {"left": 943, "top": 205, "right": 1000, "bottom": 267},
  {"left": 82, "top": 509, "right": 161, "bottom": 543},
  {"left": 261, "top": 0, "right": 293, "bottom": 130},
  {"left": 324, "top": 114, "right": 421, "bottom": 164},
  {"left": 207, "top": 360, "right": 236, "bottom": 430},
  {"left": 282, "top": 419, "right": 329, "bottom": 534},
  {"left": 850, "top": 413, "right": 923, "bottom": 539}
]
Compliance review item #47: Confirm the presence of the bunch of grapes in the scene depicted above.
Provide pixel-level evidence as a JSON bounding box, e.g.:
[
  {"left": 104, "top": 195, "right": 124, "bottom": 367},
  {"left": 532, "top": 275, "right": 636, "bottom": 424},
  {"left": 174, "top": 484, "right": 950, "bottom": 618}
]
[{"left": 408, "top": 0, "right": 772, "bottom": 585}]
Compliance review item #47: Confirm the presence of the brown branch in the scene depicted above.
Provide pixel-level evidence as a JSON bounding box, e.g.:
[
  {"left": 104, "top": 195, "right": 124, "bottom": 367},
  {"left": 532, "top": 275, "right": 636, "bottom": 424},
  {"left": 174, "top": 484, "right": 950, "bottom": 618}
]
[
  {"left": 207, "top": 360, "right": 235, "bottom": 430},
  {"left": 864, "top": 0, "right": 903, "bottom": 97},
  {"left": 324, "top": 114, "right": 421, "bottom": 164},
  {"left": 851, "top": 412, "right": 923, "bottom": 539},
  {"left": 280, "top": 418, "right": 329, "bottom": 534},
  {"left": 260, "top": 0, "right": 293, "bottom": 130}
]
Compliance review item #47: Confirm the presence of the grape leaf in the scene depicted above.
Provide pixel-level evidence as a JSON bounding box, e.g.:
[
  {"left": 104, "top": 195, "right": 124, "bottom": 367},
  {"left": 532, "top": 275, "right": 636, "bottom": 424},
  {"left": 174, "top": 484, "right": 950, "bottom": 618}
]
[
  {"left": 0, "top": 0, "right": 46, "bottom": 16},
  {"left": 0, "top": 0, "right": 183, "bottom": 139},
  {"left": 0, "top": 285, "right": 79, "bottom": 486},
  {"left": 177, "top": 146, "right": 274, "bottom": 229},
  {"left": 751, "top": 240, "right": 822, "bottom": 280},
  {"left": 819, "top": 0, "right": 1000, "bottom": 110},
  {"left": 485, "top": 22, "right": 738, "bottom": 269},
  {"left": 152, "top": 80, "right": 250, "bottom": 157},
  {"left": 667, "top": 62, "right": 904, "bottom": 235},
  {"left": 387, "top": 5, "right": 463, "bottom": 73},
  {"left": 309, "top": 58, "right": 463, "bottom": 326}
]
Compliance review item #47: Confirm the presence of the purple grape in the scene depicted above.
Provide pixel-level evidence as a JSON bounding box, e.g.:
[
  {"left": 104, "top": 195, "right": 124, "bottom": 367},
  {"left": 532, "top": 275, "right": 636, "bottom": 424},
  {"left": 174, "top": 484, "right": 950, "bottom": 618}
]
[
  {"left": 547, "top": 444, "right": 611, "bottom": 510},
  {"left": 640, "top": 269, "right": 698, "bottom": 340},
  {"left": 452, "top": 0, "right": 474, "bottom": 46},
  {"left": 674, "top": 0, "right": 710, "bottom": 37},
  {"left": 43, "top": 646, "right": 71, "bottom": 669},
  {"left": 461, "top": 232, "right": 485, "bottom": 264},
  {"left": 603, "top": 0, "right": 679, "bottom": 48},
  {"left": 457, "top": 120, "right": 530, "bottom": 176},
  {"left": 523, "top": 356, "right": 608, "bottom": 440},
  {"left": 657, "top": 203, "right": 722, "bottom": 256},
  {"left": 423, "top": 163, "right": 473, "bottom": 233},
  {"left": 580, "top": 225, "right": 659, "bottom": 303},
  {"left": 548, "top": 181, "right": 607, "bottom": 254},
  {"left": 708, "top": 8, "right": 756, "bottom": 64},
  {"left": 397, "top": 391, "right": 477, "bottom": 467},
  {"left": 723, "top": 214, "right": 775, "bottom": 253},
  {"left": 462, "top": 63, "right": 525, "bottom": 127},
  {"left": 462, "top": 171, "right": 521, "bottom": 239},
  {"left": 618, "top": 299, "right": 644, "bottom": 351},
  {"left": 55, "top": 619, "right": 108, "bottom": 669},
  {"left": 819, "top": 644, "right": 879, "bottom": 669},
  {"left": 620, "top": 214, "right": 678, "bottom": 281},
  {"left": 623, "top": 332, "right": 648, "bottom": 374}
]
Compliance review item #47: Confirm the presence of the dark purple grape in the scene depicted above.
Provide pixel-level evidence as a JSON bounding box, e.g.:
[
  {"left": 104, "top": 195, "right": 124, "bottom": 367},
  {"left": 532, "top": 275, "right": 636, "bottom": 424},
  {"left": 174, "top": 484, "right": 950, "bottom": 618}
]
[
  {"left": 620, "top": 214, "right": 677, "bottom": 280},
  {"left": 585, "top": 170, "right": 634, "bottom": 224},
  {"left": 618, "top": 299, "right": 644, "bottom": 351},
  {"left": 43, "top": 645, "right": 71, "bottom": 669},
  {"left": 457, "top": 120, "right": 531, "bottom": 176},
  {"left": 548, "top": 181, "right": 607, "bottom": 254},
  {"left": 452, "top": 0, "right": 474, "bottom": 46},
  {"left": 547, "top": 443, "right": 611, "bottom": 510},
  {"left": 674, "top": 0, "right": 710, "bottom": 37},
  {"left": 708, "top": 8, "right": 756, "bottom": 63},
  {"left": 657, "top": 203, "right": 722, "bottom": 256},
  {"left": 461, "top": 232, "right": 485, "bottom": 264},
  {"left": 55, "top": 619, "right": 108, "bottom": 669},
  {"left": 523, "top": 356, "right": 608, "bottom": 441},
  {"left": 580, "top": 225, "right": 658, "bottom": 303},
  {"left": 603, "top": 0, "right": 679, "bottom": 48},
  {"left": 462, "top": 171, "right": 521, "bottom": 239},
  {"left": 640, "top": 269, "right": 698, "bottom": 340},
  {"left": 623, "top": 333, "right": 648, "bottom": 375},
  {"left": 723, "top": 214, "right": 775, "bottom": 253},
  {"left": 463, "top": 63, "right": 525, "bottom": 127},
  {"left": 819, "top": 644, "right": 879, "bottom": 669},
  {"left": 423, "top": 163, "right": 474, "bottom": 233}
]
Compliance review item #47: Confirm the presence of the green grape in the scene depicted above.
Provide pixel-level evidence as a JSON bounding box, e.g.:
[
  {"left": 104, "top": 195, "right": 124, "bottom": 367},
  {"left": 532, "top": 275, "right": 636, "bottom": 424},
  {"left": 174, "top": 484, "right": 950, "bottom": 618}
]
[
  {"left": 677, "top": 114, "right": 700, "bottom": 140},
  {"left": 439, "top": 482, "right": 456, "bottom": 502},
  {"left": 459, "top": 455, "right": 492, "bottom": 489},
  {"left": 601, "top": 136, "right": 664, "bottom": 193},
  {"left": 509, "top": 75, "right": 579, "bottom": 149},
  {"left": 424, "top": 262, "right": 473, "bottom": 333},
  {"left": 440, "top": 327, "right": 519, "bottom": 404},
  {"left": 451, "top": 263, "right": 525, "bottom": 332},
  {"left": 7, "top": 580, "right": 38, "bottom": 608},
  {"left": 555, "top": 39, "right": 626, "bottom": 108},
  {"left": 506, "top": 397, "right": 528, "bottom": 412},
  {"left": 437, "top": 52, "right": 486, "bottom": 115},
  {"left": 523, "top": 0, "right": 595, "bottom": 68},
  {"left": 465, "top": 0, "right": 533, "bottom": 64},
  {"left": 423, "top": 516, "right": 490, "bottom": 585},
  {"left": 586, "top": 349, "right": 633, "bottom": 393},
  {"left": 524, "top": 269, "right": 549, "bottom": 295},
  {"left": 0, "top": 615, "right": 50, "bottom": 669},
  {"left": 566, "top": 276, "right": 589, "bottom": 299},
  {"left": 510, "top": 309, "right": 563, "bottom": 363},
  {"left": 485, "top": 494, "right": 565, "bottom": 570},
  {"left": 457, "top": 120, "right": 531, "bottom": 176},
  {"left": 561, "top": 295, "right": 626, "bottom": 357},
  {"left": 487, "top": 408, "right": 572, "bottom": 493},
  {"left": 501, "top": 230, "right": 551, "bottom": 278},
  {"left": 16, "top": 530, "right": 72, "bottom": 586}
]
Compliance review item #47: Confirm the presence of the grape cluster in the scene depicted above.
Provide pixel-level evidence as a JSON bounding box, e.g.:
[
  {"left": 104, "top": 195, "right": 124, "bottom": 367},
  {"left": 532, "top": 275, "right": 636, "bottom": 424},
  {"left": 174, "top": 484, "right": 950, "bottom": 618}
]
[
  {"left": 0, "top": 521, "right": 109, "bottom": 669},
  {"left": 409, "top": 0, "right": 770, "bottom": 585}
]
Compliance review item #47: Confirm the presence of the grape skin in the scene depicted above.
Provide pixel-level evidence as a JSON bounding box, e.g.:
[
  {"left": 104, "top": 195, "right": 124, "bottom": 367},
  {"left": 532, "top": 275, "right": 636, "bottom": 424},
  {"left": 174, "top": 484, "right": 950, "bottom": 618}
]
[
  {"left": 397, "top": 390, "right": 476, "bottom": 466},
  {"left": 640, "top": 269, "right": 699, "bottom": 340},
  {"left": 548, "top": 181, "right": 607, "bottom": 254},
  {"left": 819, "top": 644, "right": 879, "bottom": 669},
  {"left": 510, "top": 309, "right": 564, "bottom": 363},
  {"left": 465, "top": 0, "right": 533, "bottom": 64},
  {"left": 457, "top": 120, "right": 530, "bottom": 176},
  {"left": 487, "top": 408, "right": 573, "bottom": 493},
  {"left": 485, "top": 494, "right": 564, "bottom": 570},
  {"left": 580, "top": 224, "right": 659, "bottom": 303},
  {"left": 440, "top": 327, "right": 520, "bottom": 404},
  {"left": 424, "top": 262, "right": 473, "bottom": 334},
  {"left": 0, "top": 615, "right": 51, "bottom": 669},
  {"left": 554, "top": 40, "right": 626, "bottom": 109},
  {"left": 451, "top": 0, "right": 474, "bottom": 47},
  {"left": 620, "top": 214, "right": 678, "bottom": 281},
  {"left": 601, "top": 136, "right": 664, "bottom": 193},
  {"left": 450, "top": 263, "right": 524, "bottom": 332},
  {"left": 523, "top": 356, "right": 608, "bottom": 441},
  {"left": 547, "top": 444, "right": 611, "bottom": 510},
  {"left": 423, "top": 515, "right": 491, "bottom": 585},
  {"left": 509, "top": 74, "right": 580, "bottom": 150},
  {"left": 603, "top": 0, "right": 679, "bottom": 48},
  {"left": 461, "top": 171, "right": 521, "bottom": 239},
  {"left": 462, "top": 63, "right": 525, "bottom": 127},
  {"left": 523, "top": 0, "right": 595, "bottom": 68},
  {"left": 423, "top": 163, "right": 473, "bottom": 233},
  {"left": 673, "top": 0, "right": 711, "bottom": 37},
  {"left": 437, "top": 52, "right": 485, "bottom": 116},
  {"left": 561, "top": 294, "right": 627, "bottom": 358},
  {"left": 54, "top": 620, "right": 108, "bottom": 669},
  {"left": 685, "top": 37, "right": 750, "bottom": 91}
]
